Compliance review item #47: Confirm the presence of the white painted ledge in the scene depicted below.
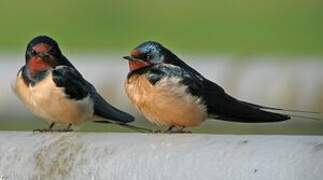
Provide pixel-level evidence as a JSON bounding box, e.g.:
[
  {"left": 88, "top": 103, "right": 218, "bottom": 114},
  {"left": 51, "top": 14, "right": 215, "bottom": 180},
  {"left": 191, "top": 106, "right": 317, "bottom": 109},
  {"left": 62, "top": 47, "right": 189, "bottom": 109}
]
[{"left": 0, "top": 132, "right": 322, "bottom": 180}]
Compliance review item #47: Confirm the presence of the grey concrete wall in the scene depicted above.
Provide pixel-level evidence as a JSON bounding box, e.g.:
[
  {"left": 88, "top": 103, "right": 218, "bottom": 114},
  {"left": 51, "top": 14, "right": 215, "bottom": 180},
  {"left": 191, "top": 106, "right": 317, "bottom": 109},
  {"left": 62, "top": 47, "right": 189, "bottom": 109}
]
[{"left": 0, "top": 132, "right": 322, "bottom": 180}]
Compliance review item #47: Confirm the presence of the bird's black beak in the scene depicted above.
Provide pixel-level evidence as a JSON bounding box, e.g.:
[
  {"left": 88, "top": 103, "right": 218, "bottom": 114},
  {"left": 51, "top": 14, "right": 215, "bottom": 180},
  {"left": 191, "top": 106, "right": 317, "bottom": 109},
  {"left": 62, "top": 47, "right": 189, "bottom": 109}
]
[{"left": 123, "top": 56, "right": 134, "bottom": 61}]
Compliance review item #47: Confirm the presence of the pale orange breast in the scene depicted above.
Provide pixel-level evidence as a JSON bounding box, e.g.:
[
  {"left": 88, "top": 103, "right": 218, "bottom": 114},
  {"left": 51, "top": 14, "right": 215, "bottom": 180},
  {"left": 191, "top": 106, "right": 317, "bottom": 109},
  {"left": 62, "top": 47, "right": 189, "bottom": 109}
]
[
  {"left": 125, "top": 74, "right": 207, "bottom": 127},
  {"left": 12, "top": 71, "right": 94, "bottom": 126}
]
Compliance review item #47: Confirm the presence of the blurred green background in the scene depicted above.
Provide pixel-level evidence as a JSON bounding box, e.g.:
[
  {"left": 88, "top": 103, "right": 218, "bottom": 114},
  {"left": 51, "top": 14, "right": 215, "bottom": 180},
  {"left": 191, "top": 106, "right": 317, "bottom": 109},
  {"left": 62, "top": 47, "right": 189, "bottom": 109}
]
[{"left": 0, "top": 0, "right": 322, "bottom": 55}]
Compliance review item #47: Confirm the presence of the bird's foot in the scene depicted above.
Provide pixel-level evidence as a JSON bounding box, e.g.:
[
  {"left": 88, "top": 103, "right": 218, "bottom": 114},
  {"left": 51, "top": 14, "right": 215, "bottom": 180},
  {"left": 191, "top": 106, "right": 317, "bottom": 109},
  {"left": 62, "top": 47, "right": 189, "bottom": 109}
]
[
  {"left": 153, "top": 130, "right": 192, "bottom": 134},
  {"left": 33, "top": 128, "right": 54, "bottom": 133},
  {"left": 33, "top": 128, "right": 73, "bottom": 133},
  {"left": 153, "top": 126, "right": 192, "bottom": 134},
  {"left": 33, "top": 123, "right": 73, "bottom": 133},
  {"left": 168, "top": 129, "right": 192, "bottom": 134},
  {"left": 56, "top": 124, "right": 73, "bottom": 132},
  {"left": 55, "top": 128, "right": 73, "bottom": 132},
  {"left": 152, "top": 130, "right": 165, "bottom": 133}
]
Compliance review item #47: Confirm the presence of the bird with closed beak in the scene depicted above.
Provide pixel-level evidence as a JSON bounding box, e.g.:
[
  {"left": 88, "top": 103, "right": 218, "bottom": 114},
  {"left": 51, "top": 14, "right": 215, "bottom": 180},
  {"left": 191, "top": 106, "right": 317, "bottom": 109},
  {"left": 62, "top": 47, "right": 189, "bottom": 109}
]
[
  {"left": 13, "top": 35, "right": 136, "bottom": 132},
  {"left": 123, "top": 41, "right": 314, "bottom": 133}
]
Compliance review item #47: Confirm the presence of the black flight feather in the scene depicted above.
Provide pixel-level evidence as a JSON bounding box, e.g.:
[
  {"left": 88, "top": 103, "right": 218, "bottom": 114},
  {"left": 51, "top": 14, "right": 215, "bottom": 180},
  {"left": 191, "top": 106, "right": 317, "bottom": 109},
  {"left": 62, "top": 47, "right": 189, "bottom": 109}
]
[
  {"left": 201, "top": 79, "right": 290, "bottom": 122},
  {"left": 52, "top": 66, "right": 134, "bottom": 123}
]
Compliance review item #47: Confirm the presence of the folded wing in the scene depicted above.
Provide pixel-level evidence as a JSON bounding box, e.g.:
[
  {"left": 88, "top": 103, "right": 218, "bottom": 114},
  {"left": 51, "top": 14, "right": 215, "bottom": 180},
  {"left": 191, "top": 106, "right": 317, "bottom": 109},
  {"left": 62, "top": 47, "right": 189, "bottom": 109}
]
[{"left": 52, "top": 66, "right": 134, "bottom": 123}]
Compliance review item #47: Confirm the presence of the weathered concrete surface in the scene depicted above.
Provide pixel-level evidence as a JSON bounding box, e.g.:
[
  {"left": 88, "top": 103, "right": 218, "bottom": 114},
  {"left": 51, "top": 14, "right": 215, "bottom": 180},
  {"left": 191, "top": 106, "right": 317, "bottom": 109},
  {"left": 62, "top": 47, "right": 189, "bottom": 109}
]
[{"left": 0, "top": 132, "right": 322, "bottom": 180}]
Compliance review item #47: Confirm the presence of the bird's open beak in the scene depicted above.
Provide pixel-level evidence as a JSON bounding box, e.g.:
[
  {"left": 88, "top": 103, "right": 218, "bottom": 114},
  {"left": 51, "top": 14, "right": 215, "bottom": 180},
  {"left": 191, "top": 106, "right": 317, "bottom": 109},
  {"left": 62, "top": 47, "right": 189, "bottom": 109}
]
[{"left": 123, "top": 56, "right": 134, "bottom": 61}]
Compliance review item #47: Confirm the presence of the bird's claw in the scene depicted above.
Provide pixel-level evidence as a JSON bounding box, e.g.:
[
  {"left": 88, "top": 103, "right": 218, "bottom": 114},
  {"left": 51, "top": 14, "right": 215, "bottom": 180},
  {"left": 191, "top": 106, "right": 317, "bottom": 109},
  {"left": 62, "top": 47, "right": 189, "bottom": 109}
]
[
  {"left": 172, "top": 130, "right": 192, "bottom": 134},
  {"left": 33, "top": 128, "right": 54, "bottom": 133},
  {"left": 56, "top": 128, "right": 73, "bottom": 132},
  {"left": 152, "top": 128, "right": 192, "bottom": 134},
  {"left": 32, "top": 128, "right": 73, "bottom": 133}
]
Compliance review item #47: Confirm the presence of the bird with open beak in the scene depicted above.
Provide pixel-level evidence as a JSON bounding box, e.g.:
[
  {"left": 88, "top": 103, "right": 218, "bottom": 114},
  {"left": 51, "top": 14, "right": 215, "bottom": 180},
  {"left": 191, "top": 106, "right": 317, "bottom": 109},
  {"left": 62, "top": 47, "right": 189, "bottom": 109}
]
[
  {"left": 13, "top": 36, "right": 136, "bottom": 132},
  {"left": 122, "top": 41, "right": 316, "bottom": 133}
]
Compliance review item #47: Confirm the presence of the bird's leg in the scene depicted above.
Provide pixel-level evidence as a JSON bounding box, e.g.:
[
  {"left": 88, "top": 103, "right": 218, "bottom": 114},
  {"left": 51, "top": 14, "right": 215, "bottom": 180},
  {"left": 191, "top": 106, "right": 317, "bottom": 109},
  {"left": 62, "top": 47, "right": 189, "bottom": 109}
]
[
  {"left": 178, "top": 126, "right": 192, "bottom": 133},
  {"left": 153, "top": 125, "right": 191, "bottom": 134},
  {"left": 153, "top": 125, "right": 175, "bottom": 133},
  {"left": 168, "top": 126, "right": 192, "bottom": 134},
  {"left": 49, "top": 122, "right": 55, "bottom": 129},
  {"left": 33, "top": 122, "right": 55, "bottom": 133},
  {"left": 57, "top": 123, "right": 73, "bottom": 132},
  {"left": 166, "top": 125, "right": 176, "bottom": 133},
  {"left": 67, "top": 123, "right": 72, "bottom": 130}
]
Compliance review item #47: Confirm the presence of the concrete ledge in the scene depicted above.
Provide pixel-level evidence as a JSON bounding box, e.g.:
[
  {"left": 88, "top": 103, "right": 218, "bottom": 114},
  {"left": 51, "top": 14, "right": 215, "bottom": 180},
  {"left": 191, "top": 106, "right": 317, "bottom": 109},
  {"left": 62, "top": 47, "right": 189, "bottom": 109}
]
[{"left": 0, "top": 132, "right": 322, "bottom": 180}]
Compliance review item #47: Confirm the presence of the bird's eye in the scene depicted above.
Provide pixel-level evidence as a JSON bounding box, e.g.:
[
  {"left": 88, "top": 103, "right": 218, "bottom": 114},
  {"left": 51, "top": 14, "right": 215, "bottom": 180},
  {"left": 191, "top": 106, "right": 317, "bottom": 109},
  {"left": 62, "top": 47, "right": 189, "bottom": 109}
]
[
  {"left": 48, "top": 48, "right": 54, "bottom": 54},
  {"left": 146, "top": 54, "right": 152, "bottom": 60},
  {"left": 31, "top": 49, "right": 37, "bottom": 56},
  {"left": 50, "top": 49, "right": 59, "bottom": 57}
]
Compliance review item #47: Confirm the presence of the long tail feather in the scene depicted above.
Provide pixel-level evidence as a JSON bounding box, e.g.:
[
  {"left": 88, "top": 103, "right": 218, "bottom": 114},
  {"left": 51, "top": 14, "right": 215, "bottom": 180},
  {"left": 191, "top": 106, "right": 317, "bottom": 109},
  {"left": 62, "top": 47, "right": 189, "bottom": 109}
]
[
  {"left": 240, "top": 101, "right": 320, "bottom": 114},
  {"left": 240, "top": 101, "right": 322, "bottom": 121},
  {"left": 289, "top": 115, "right": 321, "bottom": 121}
]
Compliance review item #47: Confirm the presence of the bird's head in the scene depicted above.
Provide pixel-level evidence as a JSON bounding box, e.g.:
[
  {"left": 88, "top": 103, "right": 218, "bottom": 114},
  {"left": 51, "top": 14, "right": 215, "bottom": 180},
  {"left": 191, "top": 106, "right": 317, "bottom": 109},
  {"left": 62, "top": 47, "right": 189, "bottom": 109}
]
[
  {"left": 123, "top": 41, "right": 178, "bottom": 71},
  {"left": 25, "top": 36, "right": 63, "bottom": 75}
]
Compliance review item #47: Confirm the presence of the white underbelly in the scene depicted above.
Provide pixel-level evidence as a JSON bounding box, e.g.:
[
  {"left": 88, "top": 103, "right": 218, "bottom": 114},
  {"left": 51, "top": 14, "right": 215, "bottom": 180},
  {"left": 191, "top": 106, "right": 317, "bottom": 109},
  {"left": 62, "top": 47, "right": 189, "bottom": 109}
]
[
  {"left": 125, "top": 75, "right": 207, "bottom": 127},
  {"left": 13, "top": 72, "right": 94, "bottom": 126}
]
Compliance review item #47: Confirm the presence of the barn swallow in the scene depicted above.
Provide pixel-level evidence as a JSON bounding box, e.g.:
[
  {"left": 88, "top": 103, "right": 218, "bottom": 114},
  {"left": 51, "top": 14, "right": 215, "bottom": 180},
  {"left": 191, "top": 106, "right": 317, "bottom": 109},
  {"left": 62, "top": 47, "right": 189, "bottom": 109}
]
[
  {"left": 12, "top": 35, "right": 139, "bottom": 132},
  {"left": 123, "top": 41, "right": 317, "bottom": 133}
]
